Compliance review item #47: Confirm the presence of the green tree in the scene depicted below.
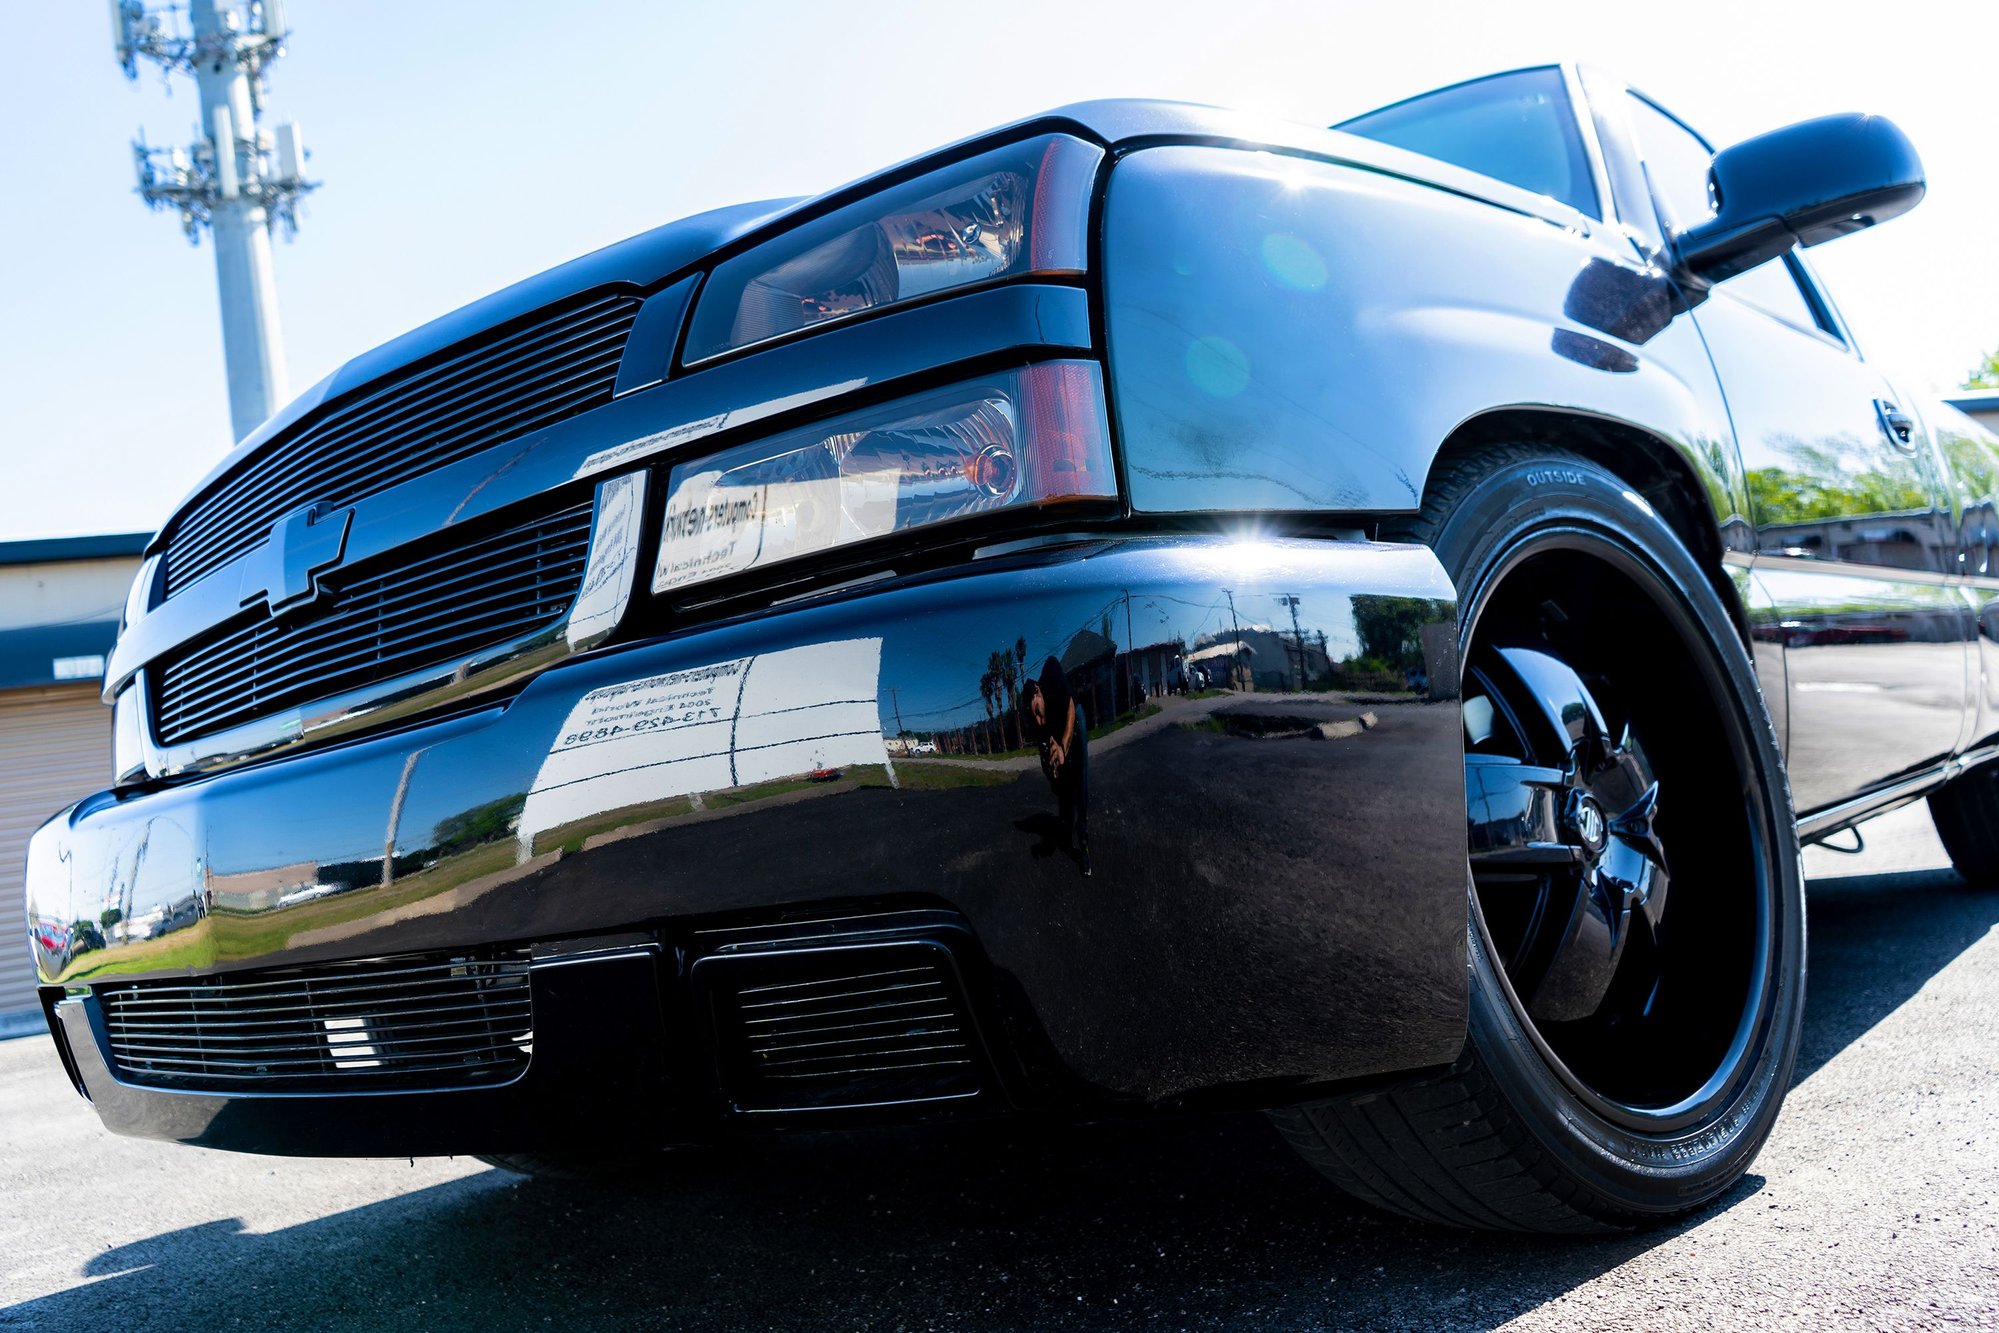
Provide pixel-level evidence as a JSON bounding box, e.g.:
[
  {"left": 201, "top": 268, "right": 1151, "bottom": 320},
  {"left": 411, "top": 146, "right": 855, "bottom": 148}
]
[
  {"left": 977, "top": 670, "right": 997, "bottom": 755},
  {"left": 1743, "top": 436, "right": 1934, "bottom": 527},
  {"left": 1965, "top": 348, "right": 1999, "bottom": 391},
  {"left": 987, "top": 648, "right": 1020, "bottom": 747},
  {"left": 431, "top": 793, "right": 527, "bottom": 859},
  {"left": 1936, "top": 420, "right": 1999, "bottom": 507},
  {"left": 1350, "top": 596, "right": 1443, "bottom": 670}
]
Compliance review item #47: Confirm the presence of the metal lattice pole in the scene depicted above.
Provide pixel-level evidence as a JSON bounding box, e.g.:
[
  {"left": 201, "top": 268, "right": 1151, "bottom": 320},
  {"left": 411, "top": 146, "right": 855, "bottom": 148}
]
[{"left": 115, "top": 0, "right": 317, "bottom": 443}]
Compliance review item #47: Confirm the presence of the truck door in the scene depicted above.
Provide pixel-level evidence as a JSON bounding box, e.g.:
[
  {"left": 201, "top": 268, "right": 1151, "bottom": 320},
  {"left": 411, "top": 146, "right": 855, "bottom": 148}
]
[{"left": 1616, "top": 89, "right": 1970, "bottom": 816}]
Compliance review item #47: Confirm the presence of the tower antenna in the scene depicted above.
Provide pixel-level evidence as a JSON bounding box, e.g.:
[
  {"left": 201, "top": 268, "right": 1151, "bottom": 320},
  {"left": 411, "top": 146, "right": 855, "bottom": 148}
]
[{"left": 114, "top": 0, "right": 317, "bottom": 443}]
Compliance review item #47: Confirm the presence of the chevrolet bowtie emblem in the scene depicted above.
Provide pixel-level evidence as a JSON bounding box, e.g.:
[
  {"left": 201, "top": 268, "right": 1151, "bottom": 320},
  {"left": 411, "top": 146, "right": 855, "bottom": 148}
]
[{"left": 238, "top": 502, "right": 354, "bottom": 613}]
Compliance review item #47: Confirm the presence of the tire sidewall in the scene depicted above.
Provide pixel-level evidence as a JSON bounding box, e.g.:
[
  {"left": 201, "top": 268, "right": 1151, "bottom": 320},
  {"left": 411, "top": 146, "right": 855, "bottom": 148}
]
[{"left": 1435, "top": 451, "right": 1806, "bottom": 1218}]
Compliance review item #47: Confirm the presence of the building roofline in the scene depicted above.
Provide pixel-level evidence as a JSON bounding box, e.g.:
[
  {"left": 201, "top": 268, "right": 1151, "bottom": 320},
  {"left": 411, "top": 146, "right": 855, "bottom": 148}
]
[{"left": 0, "top": 533, "right": 150, "bottom": 568}]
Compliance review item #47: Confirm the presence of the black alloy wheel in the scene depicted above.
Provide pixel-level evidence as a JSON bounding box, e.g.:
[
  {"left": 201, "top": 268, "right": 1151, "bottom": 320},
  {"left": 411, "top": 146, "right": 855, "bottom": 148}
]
[{"left": 1273, "top": 445, "right": 1805, "bottom": 1231}]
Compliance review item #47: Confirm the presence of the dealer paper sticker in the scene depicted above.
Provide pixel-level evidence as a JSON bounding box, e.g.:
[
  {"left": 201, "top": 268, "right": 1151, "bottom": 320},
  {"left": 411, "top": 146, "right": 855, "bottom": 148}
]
[{"left": 515, "top": 637, "right": 886, "bottom": 858}]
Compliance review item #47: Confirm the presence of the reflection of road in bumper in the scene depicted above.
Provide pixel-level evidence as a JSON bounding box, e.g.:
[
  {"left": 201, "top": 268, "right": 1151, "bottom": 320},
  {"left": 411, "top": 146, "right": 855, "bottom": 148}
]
[{"left": 28, "top": 537, "right": 1468, "bottom": 1153}]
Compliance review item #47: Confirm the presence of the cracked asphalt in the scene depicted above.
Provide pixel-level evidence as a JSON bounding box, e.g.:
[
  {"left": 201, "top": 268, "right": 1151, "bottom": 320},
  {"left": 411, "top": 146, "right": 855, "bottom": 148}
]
[{"left": 3, "top": 802, "right": 1995, "bottom": 1331}]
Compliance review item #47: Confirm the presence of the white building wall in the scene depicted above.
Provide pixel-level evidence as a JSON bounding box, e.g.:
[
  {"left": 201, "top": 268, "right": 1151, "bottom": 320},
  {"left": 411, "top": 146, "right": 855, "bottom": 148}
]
[{"left": 0, "top": 559, "right": 133, "bottom": 633}]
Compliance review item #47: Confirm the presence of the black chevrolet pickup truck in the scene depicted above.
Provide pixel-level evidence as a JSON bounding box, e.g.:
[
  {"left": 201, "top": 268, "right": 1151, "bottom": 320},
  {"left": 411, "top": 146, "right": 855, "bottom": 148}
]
[{"left": 26, "top": 65, "right": 1999, "bottom": 1233}]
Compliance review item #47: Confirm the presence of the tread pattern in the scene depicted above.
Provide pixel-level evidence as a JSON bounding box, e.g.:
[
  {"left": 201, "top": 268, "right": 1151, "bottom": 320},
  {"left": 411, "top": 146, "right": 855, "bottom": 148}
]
[
  {"left": 1269, "top": 1051, "right": 1632, "bottom": 1234},
  {"left": 1929, "top": 764, "right": 1999, "bottom": 885}
]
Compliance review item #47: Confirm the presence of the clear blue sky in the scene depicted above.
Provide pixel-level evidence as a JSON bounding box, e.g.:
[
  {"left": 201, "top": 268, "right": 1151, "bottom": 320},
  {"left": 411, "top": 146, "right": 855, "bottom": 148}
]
[{"left": 0, "top": 0, "right": 1989, "bottom": 541}]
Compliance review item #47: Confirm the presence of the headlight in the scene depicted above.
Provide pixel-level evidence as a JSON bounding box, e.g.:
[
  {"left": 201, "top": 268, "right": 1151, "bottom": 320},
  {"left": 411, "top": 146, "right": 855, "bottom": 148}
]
[
  {"left": 652, "top": 361, "right": 1115, "bottom": 594},
  {"left": 112, "top": 685, "right": 147, "bottom": 785},
  {"left": 684, "top": 134, "right": 1101, "bottom": 363}
]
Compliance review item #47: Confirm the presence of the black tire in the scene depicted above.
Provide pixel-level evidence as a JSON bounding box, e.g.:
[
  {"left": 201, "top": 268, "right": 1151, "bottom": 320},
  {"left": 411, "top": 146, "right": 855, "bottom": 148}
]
[
  {"left": 1270, "top": 445, "right": 1805, "bottom": 1232},
  {"left": 1928, "top": 764, "right": 1999, "bottom": 884}
]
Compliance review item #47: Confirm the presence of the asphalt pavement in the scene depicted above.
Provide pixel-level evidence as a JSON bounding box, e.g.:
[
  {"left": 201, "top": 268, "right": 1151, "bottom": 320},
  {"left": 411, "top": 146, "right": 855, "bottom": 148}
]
[{"left": 2, "top": 802, "right": 1995, "bottom": 1331}]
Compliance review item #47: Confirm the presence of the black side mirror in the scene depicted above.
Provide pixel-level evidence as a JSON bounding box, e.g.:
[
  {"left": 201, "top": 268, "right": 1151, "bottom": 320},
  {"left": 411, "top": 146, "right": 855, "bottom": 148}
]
[{"left": 1675, "top": 113, "right": 1924, "bottom": 284}]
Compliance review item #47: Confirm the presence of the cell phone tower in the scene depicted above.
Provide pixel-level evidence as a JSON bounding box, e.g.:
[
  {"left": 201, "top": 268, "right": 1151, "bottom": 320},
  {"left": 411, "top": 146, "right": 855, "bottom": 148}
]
[{"left": 113, "top": 0, "right": 317, "bottom": 444}]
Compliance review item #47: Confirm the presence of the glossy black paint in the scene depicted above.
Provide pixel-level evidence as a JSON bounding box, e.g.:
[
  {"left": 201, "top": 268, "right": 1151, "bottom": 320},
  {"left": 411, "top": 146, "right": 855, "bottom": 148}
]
[
  {"left": 34, "top": 539, "right": 1467, "bottom": 1149},
  {"left": 1100, "top": 144, "right": 1740, "bottom": 523},
  {"left": 27, "top": 68, "right": 1999, "bottom": 1158},
  {"left": 108, "top": 283, "right": 1095, "bottom": 696},
  {"left": 163, "top": 97, "right": 1602, "bottom": 538},
  {"left": 1568, "top": 74, "right": 1990, "bottom": 826},
  {"left": 610, "top": 275, "right": 700, "bottom": 397},
  {"left": 51, "top": 948, "right": 676, "bottom": 1156},
  {"left": 1676, "top": 114, "right": 1926, "bottom": 284}
]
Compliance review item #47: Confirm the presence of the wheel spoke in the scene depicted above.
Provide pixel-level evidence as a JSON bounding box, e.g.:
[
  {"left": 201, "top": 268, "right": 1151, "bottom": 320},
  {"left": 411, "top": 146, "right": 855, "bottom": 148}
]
[
  {"left": 1524, "top": 865, "right": 1630, "bottom": 1023},
  {"left": 1603, "top": 838, "right": 1665, "bottom": 925},
  {"left": 1470, "top": 844, "right": 1582, "bottom": 871},
  {"left": 1465, "top": 650, "right": 1673, "bottom": 1026},
  {"left": 1487, "top": 646, "right": 1612, "bottom": 771},
  {"left": 1465, "top": 756, "right": 1570, "bottom": 870},
  {"left": 1592, "top": 725, "right": 1661, "bottom": 820},
  {"left": 1436, "top": 523, "right": 1780, "bottom": 1136}
]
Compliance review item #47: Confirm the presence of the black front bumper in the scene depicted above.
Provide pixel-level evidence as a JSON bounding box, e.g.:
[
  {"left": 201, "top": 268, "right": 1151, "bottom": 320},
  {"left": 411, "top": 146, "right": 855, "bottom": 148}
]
[
  {"left": 29, "top": 537, "right": 1469, "bottom": 1156},
  {"left": 48, "top": 946, "right": 673, "bottom": 1157}
]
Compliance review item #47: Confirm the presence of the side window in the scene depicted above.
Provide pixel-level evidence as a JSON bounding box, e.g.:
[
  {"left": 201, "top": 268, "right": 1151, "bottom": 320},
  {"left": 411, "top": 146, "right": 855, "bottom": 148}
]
[
  {"left": 1337, "top": 68, "right": 1599, "bottom": 218},
  {"left": 1720, "top": 256, "right": 1824, "bottom": 333},
  {"left": 1625, "top": 93, "right": 1840, "bottom": 340},
  {"left": 1623, "top": 94, "right": 1716, "bottom": 235}
]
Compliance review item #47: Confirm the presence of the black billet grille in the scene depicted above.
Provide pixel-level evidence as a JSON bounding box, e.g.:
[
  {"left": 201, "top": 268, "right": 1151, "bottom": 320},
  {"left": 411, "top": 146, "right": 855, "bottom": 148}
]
[
  {"left": 704, "top": 944, "right": 984, "bottom": 1113},
  {"left": 163, "top": 291, "right": 641, "bottom": 597},
  {"left": 98, "top": 953, "right": 533, "bottom": 1092},
  {"left": 152, "top": 498, "right": 594, "bottom": 746}
]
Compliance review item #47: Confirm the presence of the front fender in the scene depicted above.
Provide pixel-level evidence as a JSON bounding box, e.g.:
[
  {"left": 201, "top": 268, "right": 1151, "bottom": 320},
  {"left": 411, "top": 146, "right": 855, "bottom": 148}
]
[{"left": 1100, "top": 144, "right": 1744, "bottom": 534}]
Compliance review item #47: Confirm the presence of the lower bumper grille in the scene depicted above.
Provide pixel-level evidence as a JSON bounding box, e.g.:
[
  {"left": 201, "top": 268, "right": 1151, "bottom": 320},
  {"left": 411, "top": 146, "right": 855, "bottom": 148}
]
[
  {"left": 700, "top": 942, "right": 984, "bottom": 1113},
  {"left": 97, "top": 952, "right": 533, "bottom": 1092}
]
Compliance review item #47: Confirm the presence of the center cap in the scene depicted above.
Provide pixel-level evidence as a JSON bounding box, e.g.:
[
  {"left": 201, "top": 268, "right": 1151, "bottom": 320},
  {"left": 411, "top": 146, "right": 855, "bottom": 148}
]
[{"left": 1567, "top": 791, "right": 1610, "bottom": 857}]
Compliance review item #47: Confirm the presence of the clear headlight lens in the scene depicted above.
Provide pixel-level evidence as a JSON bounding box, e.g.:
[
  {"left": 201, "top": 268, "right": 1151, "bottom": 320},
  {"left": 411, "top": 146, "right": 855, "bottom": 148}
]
[
  {"left": 685, "top": 134, "right": 1101, "bottom": 363},
  {"left": 652, "top": 361, "right": 1114, "bottom": 594}
]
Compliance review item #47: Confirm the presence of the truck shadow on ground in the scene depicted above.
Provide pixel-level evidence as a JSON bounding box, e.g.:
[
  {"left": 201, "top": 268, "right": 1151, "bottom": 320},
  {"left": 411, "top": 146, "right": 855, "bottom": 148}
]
[{"left": 7, "top": 866, "right": 1995, "bottom": 1333}]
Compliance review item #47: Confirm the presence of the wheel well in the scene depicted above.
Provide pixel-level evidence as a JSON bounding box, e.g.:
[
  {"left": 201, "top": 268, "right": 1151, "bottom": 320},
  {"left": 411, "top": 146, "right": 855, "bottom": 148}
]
[{"left": 1426, "top": 409, "right": 1751, "bottom": 644}]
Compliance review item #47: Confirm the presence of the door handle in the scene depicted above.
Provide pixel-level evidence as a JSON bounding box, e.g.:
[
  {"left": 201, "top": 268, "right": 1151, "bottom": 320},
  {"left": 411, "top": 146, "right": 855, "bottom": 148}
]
[{"left": 1875, "top": 399, "right": 1917, "bottom": 450}]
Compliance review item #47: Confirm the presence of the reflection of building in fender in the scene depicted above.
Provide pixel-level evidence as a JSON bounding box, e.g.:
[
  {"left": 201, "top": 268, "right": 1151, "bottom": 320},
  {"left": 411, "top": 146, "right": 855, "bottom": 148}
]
[
  {"left": 1, "top": 533, "right": 146, "bottom": 1036},
  {"left": 1242, "top": 624, "right": 1321, "bottom": 690},
  {"left": 1187, "top": 624, "right": 1332, "bottom": 691},
  {"left": 1124, "top": 639, "right": 1187, "bottom": 698},
  {"left": 1061, "top": 632, "right": 1208, "bottom": 719},
  {"left": 1184, "top": 637, "right": 1253, "bottom": 691},
  {"left": 1418, "top": 621, "right": 1460, "bottom": 701},
  {"left": 1757, "top": 510, "right": 1952, "bottom": 574}
]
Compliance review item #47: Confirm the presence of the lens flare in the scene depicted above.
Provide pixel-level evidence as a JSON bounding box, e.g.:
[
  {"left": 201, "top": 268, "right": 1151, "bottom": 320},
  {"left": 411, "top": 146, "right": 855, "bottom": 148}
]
[
  {"left": 1185, "top": 335, "right": 1251, "bottom": 398},
  {"left": 1260, "top": 232, "right": 1328, "bottom": 291}
]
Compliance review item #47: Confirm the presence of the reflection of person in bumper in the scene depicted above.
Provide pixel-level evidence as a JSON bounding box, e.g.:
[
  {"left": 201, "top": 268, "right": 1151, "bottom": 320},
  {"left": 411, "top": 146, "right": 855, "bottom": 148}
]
[{"left": 1022, "top": 655, "right": 1090, "bottom": 877}]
